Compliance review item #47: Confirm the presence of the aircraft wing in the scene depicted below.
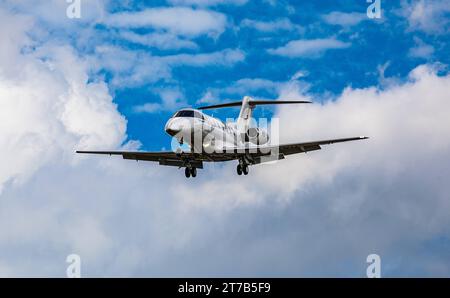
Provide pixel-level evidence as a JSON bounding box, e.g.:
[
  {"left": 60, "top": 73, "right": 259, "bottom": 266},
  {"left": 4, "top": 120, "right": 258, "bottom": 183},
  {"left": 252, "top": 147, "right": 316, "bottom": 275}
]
[
  {"left": 274, "top": 136, "right": 369, "bottom": 156},
  {"left": 76, "top": 150, "right": 206, "bottom": 168},
  {"left": 218, "top": 136, "right": 369, "bottom": 164},
  {"left": 76, "top": 136, "right": 368, "bottom": 167}
]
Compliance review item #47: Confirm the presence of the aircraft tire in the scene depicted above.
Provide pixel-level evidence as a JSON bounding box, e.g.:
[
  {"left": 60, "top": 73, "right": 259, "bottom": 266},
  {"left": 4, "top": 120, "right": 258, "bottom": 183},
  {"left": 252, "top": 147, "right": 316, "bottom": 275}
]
[
  {"left": 237, "top": 164, "right": 242, "bottom": 175},
  {"left": 243, "top": 165, "right": 249, "bottom": 175},
  {"left": 191, "top": 167, "right": 197, "bottom": 178},
  {"left": 185, "top": 167, "right": 191, "bottom": 178}
]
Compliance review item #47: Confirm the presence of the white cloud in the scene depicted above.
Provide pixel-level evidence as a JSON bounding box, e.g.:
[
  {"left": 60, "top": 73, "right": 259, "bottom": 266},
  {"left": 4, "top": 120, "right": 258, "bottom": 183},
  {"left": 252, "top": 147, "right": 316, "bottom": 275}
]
[
  {"left": 3, "top": 0, "right": 107, "bottom": 28},
  {"left": 270, "top": 64, "right": 450, "bottom": 194},
  {"left": 408, "top": 37, "right": 435, "bottom": 59},
  {"left": 408, "top": 44, "right": 434, "bottom": 59},
  {"left": 2, "top": 3, "right": 450, "bottom": 278},
  {"left": 0, "top": 6, "right": 132, "bottom": 275},
  {"left": 322, "top": 12, "right": 367, "bottom": 26},
  {"left": 167, "top": 0, "right": 248, "bottom": 7},
  {"left": 163, "top": 64, "right": 450, "bottom": 276},
  {"left": 228, "top": 78, "right": 281, "bottom": 93},
  {"left": 268, "top": 38, "right": 350, "bottom": 58},
  {"left": 197, "top": 78, "right": 282, "bottom": 104},
  {"left": 2, "top": 17, "right": 450, "bottom": 275},
  {"left": 401, "top": 0, "right": 450, "bottom": 34},
  {"left": 133, "top": 87, "right": 187, "bottom": 113},
  {"left": 0, "top": 9, "right": 33, "bottom": 73},
  {"left": 198, "top": 75, "right": 310, "bottom": 104},
  {"left": 291, "top": 70, "right": 308, "bottom": 80},
  {"left": 132, "top": 103, "right": 162, "bottom": 113},
  {"left": 118, "top": 31, "right": 198, "bottom": 50},
  {"left": 186, "top": 64, "right": 450, "bottom": 276},
  {"left": 240, "top": 18, "right": 302, "bottom": 32},
  {"left": 0, "top": 8, "right": 126, "bottom": 192},
  {"left": 162, "top": 48, "right": 245, "bottom": 67},
  {"left": 105, "top": 7, "right": 227, "bottom": 37},
  {"left": 93, "top": 45, "right": 171, "bottom": 88},
  {"left": 93, "top": 46, "right": 245, "bottom": 88},
  {"left": 197, "top": 90, "right": 217, "bottom": 104}
]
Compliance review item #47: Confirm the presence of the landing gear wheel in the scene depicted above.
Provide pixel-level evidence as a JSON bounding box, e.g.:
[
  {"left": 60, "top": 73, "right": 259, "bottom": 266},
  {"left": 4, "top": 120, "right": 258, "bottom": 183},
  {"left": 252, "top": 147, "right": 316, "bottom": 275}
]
[
  {"left": 190, "top": 167, "right": 197, "bottom": 178},
  {"left": 237, "top": 164, "right": 242, "bottom": 175},
  {"left": 242, "top": 165, "right": 249, "bottom": 175},
  {"left": 185, "top": 167, "right": 191, "bottom": 178}
]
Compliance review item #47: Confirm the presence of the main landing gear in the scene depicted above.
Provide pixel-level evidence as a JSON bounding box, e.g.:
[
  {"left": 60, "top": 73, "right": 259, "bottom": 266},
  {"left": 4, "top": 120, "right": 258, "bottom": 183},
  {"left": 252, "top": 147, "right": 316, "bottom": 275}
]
[
  {"left": 237, "top": 164, "right": 249, "bottom": 176},
  {"left": 184, "top": 167, "right": 197, "bottom": 178}
]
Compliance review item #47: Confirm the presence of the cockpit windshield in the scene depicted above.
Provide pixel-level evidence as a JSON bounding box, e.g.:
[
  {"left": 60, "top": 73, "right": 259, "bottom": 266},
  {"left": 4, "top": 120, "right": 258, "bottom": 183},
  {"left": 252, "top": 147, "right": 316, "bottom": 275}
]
[{"left": 173, "top": 110, "right": 204, "bottom": 119}]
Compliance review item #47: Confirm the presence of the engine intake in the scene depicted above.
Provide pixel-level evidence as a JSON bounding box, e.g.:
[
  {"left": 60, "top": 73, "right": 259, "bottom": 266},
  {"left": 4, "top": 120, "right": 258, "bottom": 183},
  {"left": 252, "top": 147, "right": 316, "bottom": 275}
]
[{"left": 246, "top": 128, "right": 269, "bottom": 145}]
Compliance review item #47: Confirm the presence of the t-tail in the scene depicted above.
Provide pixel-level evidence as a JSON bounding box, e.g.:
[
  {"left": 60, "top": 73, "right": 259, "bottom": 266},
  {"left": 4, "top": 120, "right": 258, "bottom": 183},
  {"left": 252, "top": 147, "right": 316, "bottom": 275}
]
[{"left": 198, "top": 96, "right": 312, "bottom": 143}]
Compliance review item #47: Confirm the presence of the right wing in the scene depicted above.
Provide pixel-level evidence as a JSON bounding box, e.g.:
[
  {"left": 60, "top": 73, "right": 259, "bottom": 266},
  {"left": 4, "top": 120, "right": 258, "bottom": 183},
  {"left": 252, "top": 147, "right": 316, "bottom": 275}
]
[
  {"left": 76, "top": 149, "right": 248, "bottom": 167},
  {"left": 75, "top": 150, "right": 206, "bottom": 168}
]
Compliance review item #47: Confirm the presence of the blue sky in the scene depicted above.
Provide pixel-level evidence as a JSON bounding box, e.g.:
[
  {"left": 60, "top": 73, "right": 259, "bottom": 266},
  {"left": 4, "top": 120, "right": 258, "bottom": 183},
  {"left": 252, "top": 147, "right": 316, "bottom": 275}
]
[
  {"left": 55, "top": 0, "right": 448, "bottom": 151},
  {"left": 1, "top": 0, "right": 450, "bottom": 277}
]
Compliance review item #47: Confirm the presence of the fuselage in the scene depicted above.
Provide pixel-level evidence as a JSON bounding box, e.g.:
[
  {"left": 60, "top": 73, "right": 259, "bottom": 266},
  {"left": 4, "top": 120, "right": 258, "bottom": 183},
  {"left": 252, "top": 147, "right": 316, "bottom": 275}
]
[{"left": 164, "top": 108, "right": 241, "bottom": 153}]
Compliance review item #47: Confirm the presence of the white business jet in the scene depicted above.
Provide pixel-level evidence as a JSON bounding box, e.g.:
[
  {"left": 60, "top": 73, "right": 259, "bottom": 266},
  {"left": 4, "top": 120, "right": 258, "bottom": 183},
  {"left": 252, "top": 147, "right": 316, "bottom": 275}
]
[{"left": 76, "top": 96, "right": 368, "bottom": 178}]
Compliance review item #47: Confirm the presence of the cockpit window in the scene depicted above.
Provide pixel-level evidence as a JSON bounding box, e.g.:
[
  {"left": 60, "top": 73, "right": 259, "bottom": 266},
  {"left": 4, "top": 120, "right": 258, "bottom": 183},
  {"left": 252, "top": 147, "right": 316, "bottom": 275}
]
[
  {"left": 173, "top": 110, "right": 204, "bottom": 120},
  {"left": 174, "top": 110, "right": 194, "bottom": 117}
]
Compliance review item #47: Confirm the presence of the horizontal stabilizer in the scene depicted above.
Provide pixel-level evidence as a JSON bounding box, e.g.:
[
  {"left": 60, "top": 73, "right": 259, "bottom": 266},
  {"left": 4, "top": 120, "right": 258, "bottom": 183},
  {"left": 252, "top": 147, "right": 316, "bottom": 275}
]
[
  {"left": 197, "top": 101, "right": 243, "bottom": 110},
  {"left": 198, "top": 99, "right": 311, "bottom": 110}
]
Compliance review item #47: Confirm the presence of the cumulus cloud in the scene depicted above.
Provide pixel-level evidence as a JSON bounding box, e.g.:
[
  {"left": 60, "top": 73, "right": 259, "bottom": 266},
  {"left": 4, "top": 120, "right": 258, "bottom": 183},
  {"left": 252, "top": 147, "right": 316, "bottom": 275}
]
[
  {"left": 133, "top": 87, "right": 187, "bottom": 113},
  {"left": 401, "top": 0, "right": 450, "bottom": 34},
  {"left": 3, "top": 17, "right": 450, "bottom": 275},
  {"left": 168, "top": 0, "right": 248, "bottom": 6},
  {"left": 197, "top": 77, "right": 307, "bottom": 104},
  {"left": 268, "top": 38, "right": 351, "bottom": 58},
  {"left": 272, "top": 64, "right": 450, "bottom": 193},
  {"left": 105, "top": 7, "right": 227, "bottom": 38},
  {"left": 2, "top": 0, "right": 107, "bottom": 27},
  {"left": 240, "top": 18, "right": 302, "bottom": 32},
  {"left": 408, "top": 37, "right": 435, "bottom": 59},
  {"left": 322, "top": 12, "right": 367, "bottom": 26},
  {"left": 93, "top": 46, "right": 245, "bottom": 88},
  {"left": 2, "top": 2, "right": 450, "bottom": 278},
  {"left": 118, "top": 31, "right": 199, "bottom": 50},
  {"left": 162, "top": 48, "right": 245, "bottom": 66},
  {"left": 0, "top": 8, "right": 126, "bottom": 192},
  {"left": 176, "top": 64, "right": 450, "bottom": 276}
]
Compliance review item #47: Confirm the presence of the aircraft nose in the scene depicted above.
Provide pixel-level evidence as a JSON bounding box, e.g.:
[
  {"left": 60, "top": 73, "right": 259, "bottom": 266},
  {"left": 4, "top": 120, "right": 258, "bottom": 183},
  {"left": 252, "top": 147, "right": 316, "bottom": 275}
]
[
  {"left": 165, "top": 118, "right": 186, "bottom": 137},
  {"left": 166, "top": 127, "right": 181, "bottom": 137}
]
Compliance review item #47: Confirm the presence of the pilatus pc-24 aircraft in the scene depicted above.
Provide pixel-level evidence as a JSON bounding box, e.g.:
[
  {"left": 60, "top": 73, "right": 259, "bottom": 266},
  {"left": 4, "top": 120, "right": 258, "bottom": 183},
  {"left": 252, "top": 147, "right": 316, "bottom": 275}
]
[{"left": 76, "top": 96, "right": 368, "bottom": 178}]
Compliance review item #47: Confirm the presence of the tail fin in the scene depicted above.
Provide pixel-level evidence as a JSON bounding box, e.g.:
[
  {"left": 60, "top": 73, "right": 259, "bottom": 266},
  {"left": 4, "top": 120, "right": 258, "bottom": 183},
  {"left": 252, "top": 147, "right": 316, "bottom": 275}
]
[
  {"left": 198, "top": 96, "right": 311, "bottom": 142},
  {"left": 236, "top": 96, "right": 254, "bottom": 139}
]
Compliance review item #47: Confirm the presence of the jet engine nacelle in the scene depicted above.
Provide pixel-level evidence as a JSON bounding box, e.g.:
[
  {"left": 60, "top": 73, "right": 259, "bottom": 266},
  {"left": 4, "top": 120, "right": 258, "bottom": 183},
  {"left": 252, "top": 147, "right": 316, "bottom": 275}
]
[{"left": 246, "top": 127, "right": 269, "bottom": 145}]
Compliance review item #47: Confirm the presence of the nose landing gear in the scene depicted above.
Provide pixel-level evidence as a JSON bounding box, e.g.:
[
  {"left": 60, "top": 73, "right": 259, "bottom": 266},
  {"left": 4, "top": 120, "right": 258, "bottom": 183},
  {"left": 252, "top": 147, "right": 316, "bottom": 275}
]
[
  {"left": 236, "top": 164, "right": 249, "bottom": 176},
  {"left": 184, "top": 167, "right": 197, "bottom": 178}
]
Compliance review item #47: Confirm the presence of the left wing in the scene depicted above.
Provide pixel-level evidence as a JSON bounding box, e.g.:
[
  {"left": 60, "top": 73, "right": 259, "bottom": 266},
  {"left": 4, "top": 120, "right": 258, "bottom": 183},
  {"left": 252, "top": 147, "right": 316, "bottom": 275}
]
[
  {"left": 220, "top": 136, "right": 368, "bottom": 154},
  {"left": 276, "top": 136, "right": 369, "bottom": 156},
  {"left": 216, "top": 136, "right": 368, "bottom": 164}
]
